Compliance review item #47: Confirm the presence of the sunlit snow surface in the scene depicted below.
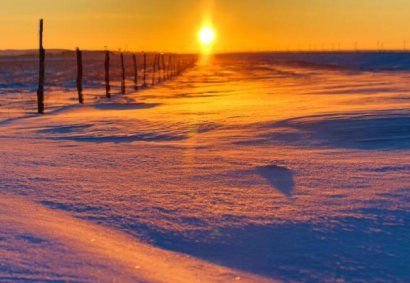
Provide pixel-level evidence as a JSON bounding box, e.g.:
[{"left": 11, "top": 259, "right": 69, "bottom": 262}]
[{"left": 1, "top": 52, "right": 409, "bottom": 282}]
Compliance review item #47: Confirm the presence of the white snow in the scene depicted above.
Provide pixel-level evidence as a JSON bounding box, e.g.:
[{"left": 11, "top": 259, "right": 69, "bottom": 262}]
[
  {"left": 0, "top": 192, "right": 274, "bottom": 282},
  {"left": 1, "top": 52, "right": 409, "bottom": 282}
]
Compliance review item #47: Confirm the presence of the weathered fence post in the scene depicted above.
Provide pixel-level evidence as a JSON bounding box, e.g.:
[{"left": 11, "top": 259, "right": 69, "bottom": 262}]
[
  {"left": 167, "top": 54, "right": 172, "bottom": 78},
  {"left": 151, "top": 53, "right": 158, "bottom": 85},
  {"left": 120, "top": 52, "right": 126, "bottom": 94},
  {"left": 173, "top": 54, "right": 176, "bottom": 76},
  {"left": 170, "top": 54, "right": 174, "bottom": 76},
  {"left": 143, "top": 52, "right": 147, "bottom": 87},
  {"left": 76, "top": 48, "right": 83, "bottom": 104},
  {"left": 105, "top": 50, "right": 111, "bottom": 98},
  {"left": 161, "top": 53, "right": 166, "bottom": 81},
  {"left": 133, "top": 54, "right": 138, "bottom": 90},
  {"left": 37, "top": 19, "right": 45, "bottom": 114},
  {"left": 156, "top": 53, "right": 161, "bottom": 82},
  {"left": 157, "top": 53, "right": 161, "bottom": 82},
  {"left": 156, "top": 53, "right": 160, "bottom": 82},
  {"left": 158, "top": 53, "right": 162, "bottom": 82}
]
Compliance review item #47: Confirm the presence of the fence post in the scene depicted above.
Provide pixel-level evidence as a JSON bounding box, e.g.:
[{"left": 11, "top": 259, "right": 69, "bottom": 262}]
[
  {"left": 105, "top": 50, "right": 111, "bottom": 98},
  {"left": 151, "top": 53, "right": 158, "bottom": 85},
  {"left": 158, "top": 53, "right": 162, "bottom": 83},
  {"left": 37, "top": 19, "right": 45, "bottom": 114},
  {"left": 155, "top": 53, "right": 161, "bottom": 82},
  {"left": 76, "top": 48, "right": 83, "bottom": 104},
  {"left": 167, "top": 54, "right": 172, "bottom": 79},
  {"left": 120, "top": 52, "right": 126, "bottom": 94},
  {"left": 161, "top": 53, "right": 166, "bottom": 81},
  {"left": 133, "top": 54, "right": 138, "bottom": 90},
  {"left": 173, "top": 54, "right": 176, "bottom": 76},
  {"left": 158, "top": 53, "right": 163, "bottom": 82},
  {"left": 155, "top": 53, "right": 160, "bottom": 82},
  {"left": 157, "top": 53, "right": 161, "bottom": 82},
  {"left": 143, "top": 52, "right": 147, "bottom": 87}
]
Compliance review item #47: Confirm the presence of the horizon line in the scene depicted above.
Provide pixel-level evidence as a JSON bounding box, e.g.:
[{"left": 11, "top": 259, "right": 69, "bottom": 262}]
[{"left": 2, "top": 48, "right": 410, "bottom": 55}]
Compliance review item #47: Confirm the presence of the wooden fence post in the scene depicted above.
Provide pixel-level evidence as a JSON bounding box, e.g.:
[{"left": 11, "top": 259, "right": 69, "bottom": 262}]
[
  {"left": 143, "top": 52, "right": 147, "bottom": 87},
  {"left": 156, "top": 53, "right": 160, "bottom": 82},
  {"left": 173, "top": 54, "right": 176, "bottom": 76},
  {"left": 159, "top": 54, "right": 163, "bottom": 81},
  {"left": 105, "top": 50, "right": 111, "bottom": 98},
  {"left": 157, "top": 53, "right": 161, "bottom": 83},
  {"left": 161, "top": 53, "right": 166, "bottom": 81},
  {"left": 120, "top": 52, "right": 126, "bottom": 94},
  {"left": 171, "top": 54, "right": 174, "bottom": 76},
  {"left": 167, "top": 54, "right": 172, "bottom": 79},
  {"left": 158, "top": 53, "right": 163, "bottom": 82},
  {"left": 37, "top": 19, "right": 45, "bottom": 114},
  {"left": 133, "top": 54, "right": 138, "bottom": 90},
  {"left": 151, "top": 53, "right": 158, "bottom": 85},
  {"left": 76, "top": 48, "right": 83, "bottom": 104}
]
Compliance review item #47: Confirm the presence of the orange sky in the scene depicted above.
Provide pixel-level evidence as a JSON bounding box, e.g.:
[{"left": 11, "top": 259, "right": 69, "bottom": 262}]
[{"left": 1, "top": 0, "right": 410, "bottom": 52}]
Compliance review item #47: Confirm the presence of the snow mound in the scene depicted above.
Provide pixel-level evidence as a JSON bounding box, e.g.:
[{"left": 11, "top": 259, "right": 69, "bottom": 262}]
[{"left": 256, "top": 165, "right": 295, "bottom": 197}]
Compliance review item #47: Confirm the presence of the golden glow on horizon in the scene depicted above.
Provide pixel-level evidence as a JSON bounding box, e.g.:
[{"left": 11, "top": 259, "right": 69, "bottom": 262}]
[{"left": 1, "top": 1, "right": 410, "bottom": 52}]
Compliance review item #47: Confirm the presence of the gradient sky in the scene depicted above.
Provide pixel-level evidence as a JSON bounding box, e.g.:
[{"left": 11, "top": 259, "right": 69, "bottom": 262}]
[{"left": 1, "top": 0, "right": 410, "bottom": 52}]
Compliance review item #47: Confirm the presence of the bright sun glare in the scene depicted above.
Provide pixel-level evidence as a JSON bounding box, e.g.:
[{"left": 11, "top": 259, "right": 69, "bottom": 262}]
[{"left": 199, "top": 27, "right": 215, "bottom": 45}]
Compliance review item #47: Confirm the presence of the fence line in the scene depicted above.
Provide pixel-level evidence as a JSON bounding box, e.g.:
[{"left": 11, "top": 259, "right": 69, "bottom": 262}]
[{"left": 34, "top": 19, "right": 197, "bottom": 114}]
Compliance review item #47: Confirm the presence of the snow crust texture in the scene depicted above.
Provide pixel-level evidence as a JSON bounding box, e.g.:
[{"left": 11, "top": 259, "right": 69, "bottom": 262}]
[{"left": 1, "top": 52, "right": 409, "bottom": 282}]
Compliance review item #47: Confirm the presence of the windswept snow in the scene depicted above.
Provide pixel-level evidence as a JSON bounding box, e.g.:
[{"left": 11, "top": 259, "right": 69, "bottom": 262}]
[
  {"left": 1, "top": 52, "right": 409, "bottom": 282},
  {"left": 0, "top": 193, "right": 274, "bottom": 283}
]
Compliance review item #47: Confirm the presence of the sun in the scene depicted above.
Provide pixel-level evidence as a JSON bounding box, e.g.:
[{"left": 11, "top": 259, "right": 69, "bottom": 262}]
[{"left": 198, "top": 27, "right": 215, "bottom": 45}]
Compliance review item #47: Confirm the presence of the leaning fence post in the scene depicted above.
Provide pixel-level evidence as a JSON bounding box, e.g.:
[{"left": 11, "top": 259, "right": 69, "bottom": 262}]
[
  {"left": 133, "top": 54, "right": 138, "bottom": 90},
  {"left": 105, "top": 50, "right": 111, "bottom": 98},
  {"left": 76, "top": 48, "right": 83, "bottom": 104},
  {"left": 143, "top": 52, "right": 147, "bottom": 87},
  {"left": 37, "top": 19, "right": 45, "bottom": 114},
  {"left": 120, "top": 52, "right": 126, "bottom": 94}
]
